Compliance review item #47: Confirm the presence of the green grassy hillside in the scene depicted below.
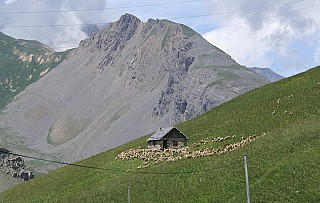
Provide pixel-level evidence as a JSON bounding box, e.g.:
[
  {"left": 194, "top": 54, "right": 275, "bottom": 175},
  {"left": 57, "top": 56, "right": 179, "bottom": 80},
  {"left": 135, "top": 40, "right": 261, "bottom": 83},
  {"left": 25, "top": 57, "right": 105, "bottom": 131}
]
[
  {"left": 0, "top": 32, "right": 69, "bottom": 110},
  {"left": 1, "top": 66, "right": 320, "bottom": 202}
]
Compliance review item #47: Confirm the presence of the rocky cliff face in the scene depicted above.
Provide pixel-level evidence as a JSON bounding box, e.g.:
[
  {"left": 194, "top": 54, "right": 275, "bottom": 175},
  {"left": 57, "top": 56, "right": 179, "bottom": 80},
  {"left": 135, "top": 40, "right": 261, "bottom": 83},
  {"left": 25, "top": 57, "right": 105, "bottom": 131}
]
[{"left": 0, "top": 14, "right": 269, "bottom": 172}]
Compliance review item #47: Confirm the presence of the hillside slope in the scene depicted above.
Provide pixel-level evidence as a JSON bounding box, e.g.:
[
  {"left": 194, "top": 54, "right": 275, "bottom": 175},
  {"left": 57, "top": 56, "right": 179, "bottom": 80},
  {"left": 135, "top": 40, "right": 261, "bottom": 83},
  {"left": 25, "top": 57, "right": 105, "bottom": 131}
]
[
  {"left": 2, "top": 66, "right": 319, "bottom": 202},
  {"left": 0, "top": 31, "right": 68, "bottom": 110},
  {"left": 0, "top": 13, "right": 268, "bottom": 171},
  {"left": 0, "top": 172, "right": 20, "bottom": 193}
]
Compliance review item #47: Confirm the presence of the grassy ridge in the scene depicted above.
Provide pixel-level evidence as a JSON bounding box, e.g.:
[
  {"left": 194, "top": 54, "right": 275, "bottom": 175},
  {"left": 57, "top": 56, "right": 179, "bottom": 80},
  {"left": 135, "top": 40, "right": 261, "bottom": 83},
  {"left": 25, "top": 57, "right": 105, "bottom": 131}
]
[
  {"left": 1, "top": 67, "right": 320, "bottom": 202},
  {"left": 0, "top": 32, "right": 68, "bottom": 110}
]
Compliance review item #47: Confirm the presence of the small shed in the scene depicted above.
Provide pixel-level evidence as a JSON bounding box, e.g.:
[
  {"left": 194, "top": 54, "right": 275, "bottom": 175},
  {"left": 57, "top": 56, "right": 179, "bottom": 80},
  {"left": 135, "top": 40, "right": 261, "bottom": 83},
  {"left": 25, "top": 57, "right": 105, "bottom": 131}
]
[{"left": 147, "top": 127, "right": 189, "bottom": 149}]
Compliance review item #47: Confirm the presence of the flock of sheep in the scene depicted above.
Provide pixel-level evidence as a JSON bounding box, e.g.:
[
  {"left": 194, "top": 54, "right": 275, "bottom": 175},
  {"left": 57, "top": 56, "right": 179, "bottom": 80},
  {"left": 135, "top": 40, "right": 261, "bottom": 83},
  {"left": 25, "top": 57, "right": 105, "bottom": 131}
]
[
  {"left": 116, "top": 133, "right": 265, "bottom": 169},
  {"left": 116, "top": 93, "right": 293, "bottom": 169},
  {"left": 272, "top": 94, "right": 295, "bottom": 115}
]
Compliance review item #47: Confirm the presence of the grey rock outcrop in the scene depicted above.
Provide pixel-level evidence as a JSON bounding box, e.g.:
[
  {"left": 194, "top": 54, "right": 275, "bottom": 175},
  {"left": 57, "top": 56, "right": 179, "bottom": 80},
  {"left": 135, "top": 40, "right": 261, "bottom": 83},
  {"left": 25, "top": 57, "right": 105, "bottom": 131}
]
[
  {"left": 0, "top": 14, "right": 269, "bottom": 171},
  {"left": 0, "top": 149, "right": 34, "bottom": 182}
]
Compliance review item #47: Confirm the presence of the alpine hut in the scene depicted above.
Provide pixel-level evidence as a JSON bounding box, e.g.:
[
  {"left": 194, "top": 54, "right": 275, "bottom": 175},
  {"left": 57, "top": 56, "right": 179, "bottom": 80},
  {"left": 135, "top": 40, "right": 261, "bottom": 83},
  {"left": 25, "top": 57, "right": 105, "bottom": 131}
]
[{"left": 147, "top": 127, "right": 189, "bottom": 149}]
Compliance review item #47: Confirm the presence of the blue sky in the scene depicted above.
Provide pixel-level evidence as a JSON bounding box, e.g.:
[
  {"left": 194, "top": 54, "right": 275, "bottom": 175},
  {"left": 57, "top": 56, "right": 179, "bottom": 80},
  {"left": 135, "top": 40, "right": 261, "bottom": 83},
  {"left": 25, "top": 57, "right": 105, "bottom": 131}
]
[{"left": 1, "top": 0, "right": 320, "bottom": 77}]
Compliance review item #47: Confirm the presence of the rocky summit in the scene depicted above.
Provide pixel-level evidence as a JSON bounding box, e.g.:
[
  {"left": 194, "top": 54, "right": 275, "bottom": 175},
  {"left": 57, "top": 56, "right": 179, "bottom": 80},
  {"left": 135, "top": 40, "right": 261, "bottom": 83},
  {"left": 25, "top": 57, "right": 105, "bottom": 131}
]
[{"left": 0, "top": 14, "right": 269, "bottom": 172}]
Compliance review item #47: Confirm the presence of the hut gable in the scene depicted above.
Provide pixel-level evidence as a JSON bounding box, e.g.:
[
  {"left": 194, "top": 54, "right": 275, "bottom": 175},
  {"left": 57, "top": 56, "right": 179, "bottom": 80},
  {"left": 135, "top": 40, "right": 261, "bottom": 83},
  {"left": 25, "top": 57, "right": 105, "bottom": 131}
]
[{"left": 147, "top": 127, "right": 188, "bottom": 149}]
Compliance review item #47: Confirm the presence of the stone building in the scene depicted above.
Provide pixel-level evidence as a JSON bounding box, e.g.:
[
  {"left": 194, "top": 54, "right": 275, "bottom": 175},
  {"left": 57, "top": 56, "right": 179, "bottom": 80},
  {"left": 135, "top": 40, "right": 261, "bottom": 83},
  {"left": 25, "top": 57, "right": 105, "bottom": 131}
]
[{"left": 147, "top": 127, "right": 188, "bottom": 149}]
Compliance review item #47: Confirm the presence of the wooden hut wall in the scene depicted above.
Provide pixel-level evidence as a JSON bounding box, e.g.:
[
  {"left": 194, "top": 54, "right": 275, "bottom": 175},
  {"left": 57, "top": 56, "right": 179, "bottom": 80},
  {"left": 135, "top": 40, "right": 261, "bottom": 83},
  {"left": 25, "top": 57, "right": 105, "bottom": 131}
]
[{"left": 147, "top": 140, "right": 162, "bottom": 148}]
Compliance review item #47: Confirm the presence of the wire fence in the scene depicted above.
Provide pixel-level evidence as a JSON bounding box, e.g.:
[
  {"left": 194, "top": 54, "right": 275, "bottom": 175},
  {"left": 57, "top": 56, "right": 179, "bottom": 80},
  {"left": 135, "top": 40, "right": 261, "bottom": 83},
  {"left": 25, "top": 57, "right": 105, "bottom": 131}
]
[
  {"left": 2, "top": 149, "right": 317, "bottom": 202},
  {"left": 0, "top": 151, "right": 251, "bottom": 203}
]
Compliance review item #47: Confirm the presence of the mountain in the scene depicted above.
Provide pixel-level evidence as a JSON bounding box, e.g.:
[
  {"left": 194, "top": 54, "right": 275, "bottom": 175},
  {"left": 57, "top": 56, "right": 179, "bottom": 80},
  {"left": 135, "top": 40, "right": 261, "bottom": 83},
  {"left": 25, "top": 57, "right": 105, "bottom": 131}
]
[
  {"left": 2, "top": 66, "right": 319, "bottom": 202},
  {"left": 0, "top": 14, "right": 269, "bottom": 174},
  {"left": 0, "top": 31, "right": 69, "bottom": 110},
  {"left": 250, "top": 67, "right": 285, "bottom": 82},
  {"left": 81, "top": 24, "right": 106, "bottom": 37}
]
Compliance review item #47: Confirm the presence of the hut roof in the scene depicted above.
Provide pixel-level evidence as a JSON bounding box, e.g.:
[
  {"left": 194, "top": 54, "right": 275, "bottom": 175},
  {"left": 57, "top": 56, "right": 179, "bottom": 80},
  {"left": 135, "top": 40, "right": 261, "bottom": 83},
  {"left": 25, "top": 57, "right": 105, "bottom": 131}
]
[{"left": 146, "top": 127, "right": 189, "bottom": 141}]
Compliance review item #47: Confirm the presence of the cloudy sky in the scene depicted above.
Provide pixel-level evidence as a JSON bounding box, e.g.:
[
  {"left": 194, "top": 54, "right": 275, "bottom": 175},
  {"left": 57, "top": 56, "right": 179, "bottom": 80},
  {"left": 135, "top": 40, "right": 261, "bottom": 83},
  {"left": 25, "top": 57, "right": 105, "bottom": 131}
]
[{"left": 1, "top": 0, "right": 320, "bottom": 77}]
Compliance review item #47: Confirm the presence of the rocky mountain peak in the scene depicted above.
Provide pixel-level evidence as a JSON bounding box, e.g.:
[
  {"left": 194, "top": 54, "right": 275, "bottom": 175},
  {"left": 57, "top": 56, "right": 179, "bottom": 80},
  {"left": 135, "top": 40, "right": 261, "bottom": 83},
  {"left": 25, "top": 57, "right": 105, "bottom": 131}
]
[
  {"left": 118, "top": 13, "right": 141, "bottom": 26},
  {"left": 78, "top": 14, "right": 141, "bottom": 51},
  {"left": 77, "top": 14, "right": 195, "bottom": 53}
]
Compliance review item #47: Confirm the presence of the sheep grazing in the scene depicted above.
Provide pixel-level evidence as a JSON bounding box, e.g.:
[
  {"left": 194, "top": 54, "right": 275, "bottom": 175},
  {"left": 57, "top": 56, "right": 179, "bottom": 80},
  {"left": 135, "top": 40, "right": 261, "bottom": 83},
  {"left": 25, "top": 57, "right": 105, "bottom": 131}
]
[
  {"left": 116, "top": 132, "right": 265, "bottom": 170},
  {"left": 272, "top": 110, "right": 276, "bottom": 115},
  {"left": 289, "top": 112, "right": 294, "bottom": 115},
  {"left": 142, "top": 164, "right": 149, "bottom": 168},
  {"left": 211, "top": 136, "right": 228, "bottom": 143},
  {"left": 277, "top": 98, "right": 281, "bottom": 104},
  {"left": 218, "top": 137, "right": 224, "bottom": 142},
  {"left": 284, "top": 111, "right": 288, "bottom": 115},
  {"left": 288, "top": 94, "right": 293, "bottom": 98}
]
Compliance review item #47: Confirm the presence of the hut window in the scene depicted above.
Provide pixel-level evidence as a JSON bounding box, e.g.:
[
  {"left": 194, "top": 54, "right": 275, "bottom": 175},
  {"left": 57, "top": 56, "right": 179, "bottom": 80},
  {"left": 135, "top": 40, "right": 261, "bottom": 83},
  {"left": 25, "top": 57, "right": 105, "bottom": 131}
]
[{"left": 173, "top": 140, "right": 178, "bottom": 147}]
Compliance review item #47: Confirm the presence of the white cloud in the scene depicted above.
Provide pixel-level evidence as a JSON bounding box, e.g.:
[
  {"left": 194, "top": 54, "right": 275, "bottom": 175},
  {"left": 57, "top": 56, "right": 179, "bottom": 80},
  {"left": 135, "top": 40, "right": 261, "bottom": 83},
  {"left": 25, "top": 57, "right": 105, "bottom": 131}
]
[
  {"left": 5, "top": 0, "right": 16, "bottom": 5},
  {"left": 204, "top": 24, "right": 270, "bottom": 67},
  {"left": 52, "top": 11, "right": 88, "bottom": 51},
  {"left": 203, "top": 0, "right": 320, "bottom": 76},
  {"left": 0, "top": 0, "right": 108, "bottom": 51}
]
